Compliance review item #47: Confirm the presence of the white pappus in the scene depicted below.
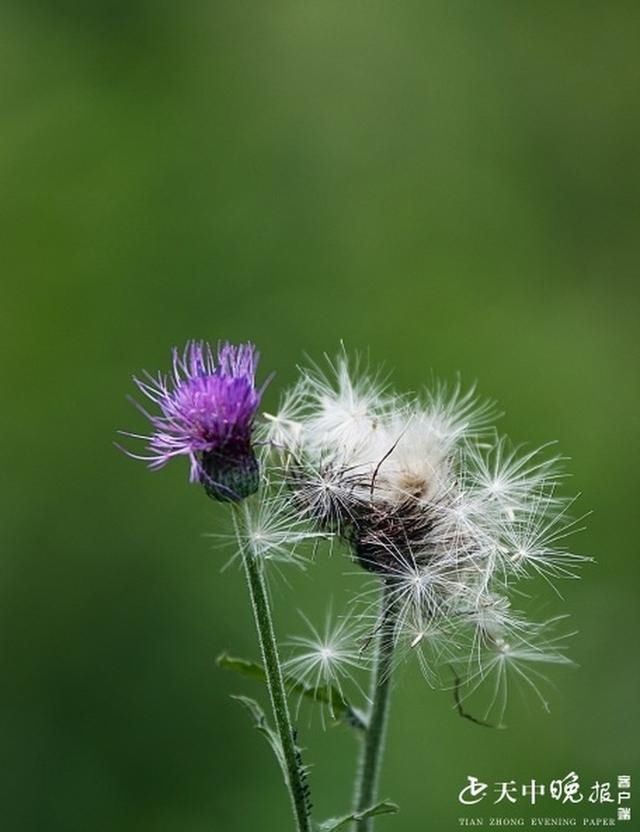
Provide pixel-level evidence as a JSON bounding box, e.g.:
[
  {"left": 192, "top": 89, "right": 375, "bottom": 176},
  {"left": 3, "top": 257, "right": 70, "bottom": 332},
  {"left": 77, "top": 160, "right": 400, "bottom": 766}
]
[{"left": 260, "top": 348, "right": 590, "bottom": 723}]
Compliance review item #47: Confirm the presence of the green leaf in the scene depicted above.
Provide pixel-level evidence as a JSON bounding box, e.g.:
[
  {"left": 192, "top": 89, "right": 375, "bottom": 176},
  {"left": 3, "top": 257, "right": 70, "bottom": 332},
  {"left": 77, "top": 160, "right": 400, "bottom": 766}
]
[
  {"left": 218, "top": 653, "right": 268, "bottom": 683},
  {"left": 317, "top": 800, "right": 399, "bottom": 831},
  {"left": 230, "top": 694, "right": 288, "bottom": 785},
  {"left": 218, "top": 652, "right": 368, "bottom": 732}
]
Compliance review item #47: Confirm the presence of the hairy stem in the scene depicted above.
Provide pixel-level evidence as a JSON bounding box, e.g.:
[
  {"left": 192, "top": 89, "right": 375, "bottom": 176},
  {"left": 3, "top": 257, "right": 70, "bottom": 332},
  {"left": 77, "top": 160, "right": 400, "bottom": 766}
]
[
  {"left": 353, "top": 581, "right": 397, "bottom": 832},
  {"left": 242, "top": 548, "right": 311, "bottom": 832}
]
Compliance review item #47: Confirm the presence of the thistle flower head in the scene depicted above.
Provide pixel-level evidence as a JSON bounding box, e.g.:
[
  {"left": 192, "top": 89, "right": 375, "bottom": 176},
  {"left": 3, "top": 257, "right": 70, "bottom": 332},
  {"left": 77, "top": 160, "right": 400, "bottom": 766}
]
[{"left": 121, "top": 340, "right": 263, "bottom": 501}]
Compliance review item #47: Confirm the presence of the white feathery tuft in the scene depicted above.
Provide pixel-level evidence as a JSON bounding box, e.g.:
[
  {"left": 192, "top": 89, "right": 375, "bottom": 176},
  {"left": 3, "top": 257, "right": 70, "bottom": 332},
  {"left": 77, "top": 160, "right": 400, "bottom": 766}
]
[{"left": 257, "top": 348, "right": 588, "bottom": 721}]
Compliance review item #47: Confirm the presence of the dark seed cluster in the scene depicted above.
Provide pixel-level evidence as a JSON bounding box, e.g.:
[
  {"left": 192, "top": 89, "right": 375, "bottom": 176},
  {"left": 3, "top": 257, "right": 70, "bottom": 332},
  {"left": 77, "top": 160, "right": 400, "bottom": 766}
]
[{"left": 285, "top": 459, "right": 453, "bottom": 577}]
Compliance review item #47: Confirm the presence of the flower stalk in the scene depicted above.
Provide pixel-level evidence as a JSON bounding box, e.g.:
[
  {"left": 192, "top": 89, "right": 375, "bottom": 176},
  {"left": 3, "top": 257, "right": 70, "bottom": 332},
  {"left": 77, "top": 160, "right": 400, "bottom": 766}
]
[
  {"left": 241, "top": 541, "right": 312, "bottom": 832},
  {"left": 352, "top": 581, "right": 397, "bottom": 832}
]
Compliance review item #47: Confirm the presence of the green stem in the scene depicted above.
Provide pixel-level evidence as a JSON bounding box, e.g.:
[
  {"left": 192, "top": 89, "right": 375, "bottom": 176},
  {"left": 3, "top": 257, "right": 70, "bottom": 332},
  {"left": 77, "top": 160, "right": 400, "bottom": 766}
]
[
  {"left": 353, "top": 581, "right": 397, "bottom": 832},
  {"left": 242, "top": 547, "right": 312, "bottom": 832}
]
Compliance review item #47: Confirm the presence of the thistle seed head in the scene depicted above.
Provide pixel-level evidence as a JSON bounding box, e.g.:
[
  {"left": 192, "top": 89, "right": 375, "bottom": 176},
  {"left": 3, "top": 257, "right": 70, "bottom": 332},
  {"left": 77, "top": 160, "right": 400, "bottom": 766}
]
[{"left": 264, "top": 347, "right": 589, "bottom": 718}]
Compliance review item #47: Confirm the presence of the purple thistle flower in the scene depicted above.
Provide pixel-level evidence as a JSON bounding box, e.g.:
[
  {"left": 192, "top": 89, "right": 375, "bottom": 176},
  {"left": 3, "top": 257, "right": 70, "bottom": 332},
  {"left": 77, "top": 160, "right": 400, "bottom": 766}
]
[{"left": 121, "top": 341, "right": 265, "bottom": 502}]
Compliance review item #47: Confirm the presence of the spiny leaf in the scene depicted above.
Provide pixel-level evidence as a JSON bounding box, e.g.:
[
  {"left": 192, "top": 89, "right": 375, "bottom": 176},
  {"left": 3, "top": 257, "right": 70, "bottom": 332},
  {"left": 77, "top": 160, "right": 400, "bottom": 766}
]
[
  {"left": 230, "top": 694, "right": 288, "bottom": 785},
  {"left": 317, "top": 800, "right": 399, "bottom": 831},
  {"left": 218, "top": 652, "right": 368, "bottom": 731}
]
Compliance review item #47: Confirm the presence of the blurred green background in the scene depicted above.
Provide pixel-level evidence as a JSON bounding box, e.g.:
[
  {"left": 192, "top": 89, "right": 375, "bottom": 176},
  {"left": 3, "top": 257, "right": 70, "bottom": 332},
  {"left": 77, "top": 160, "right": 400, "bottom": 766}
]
[{"left": 1, "top": 2, "right": 638, "bottom": 830}]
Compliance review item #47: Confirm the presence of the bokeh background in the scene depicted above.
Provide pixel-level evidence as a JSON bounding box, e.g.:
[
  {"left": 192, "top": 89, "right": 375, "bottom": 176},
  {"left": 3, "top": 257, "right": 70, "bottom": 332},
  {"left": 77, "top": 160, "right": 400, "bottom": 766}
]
[{"left": 2, "top": 2, "right": 639, "bottom": 830}]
